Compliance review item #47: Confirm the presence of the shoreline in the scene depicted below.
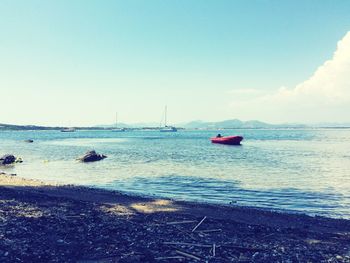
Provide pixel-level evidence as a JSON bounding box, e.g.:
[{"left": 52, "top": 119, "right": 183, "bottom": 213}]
[
  {"left": 1, "top": 174, "right": 350, "bottom": 262},
  {"left": 4, "top": 171, "right": 347, "bottom": 221}
]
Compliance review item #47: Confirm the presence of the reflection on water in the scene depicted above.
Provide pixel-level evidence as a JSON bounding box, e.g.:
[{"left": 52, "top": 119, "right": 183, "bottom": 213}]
[{"left": 0, "top": 129, "right": 350, "bottom": 218}]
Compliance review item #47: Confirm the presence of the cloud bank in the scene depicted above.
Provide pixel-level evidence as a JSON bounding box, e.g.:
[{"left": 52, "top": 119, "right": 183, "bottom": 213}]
[{"left": 231, "top": 31, "right": 350, "bottom": 123}]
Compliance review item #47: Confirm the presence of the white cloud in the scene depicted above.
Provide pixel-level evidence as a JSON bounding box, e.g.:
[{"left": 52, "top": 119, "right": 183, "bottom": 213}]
[{"left": 231, "top": 31, "right": 350, "bottom": 123}]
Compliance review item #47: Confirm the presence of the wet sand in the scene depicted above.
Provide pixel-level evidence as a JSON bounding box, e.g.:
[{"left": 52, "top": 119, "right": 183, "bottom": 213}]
[{"left": 1, "top": 173, "right": 350, "bottom": 262}]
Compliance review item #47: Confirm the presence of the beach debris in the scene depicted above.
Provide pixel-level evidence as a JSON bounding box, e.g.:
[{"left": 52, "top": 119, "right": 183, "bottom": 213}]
[
  {"left": 163, "top": 242, "right": 213, "bottom": 248},
  {"left": 175, "top": 250, "right": 201, "bottom": 261},
  {"left": 154, "top": 256, "right": 185, "bottom": 260},
  {"left": 166, "top": 220, "right": 197, "bottom": 225},
  {"left": 1, "top": 183, "right": 350, "bottom": 262},
  {"left": 77, "top": 150, "right": 107, "bottom": 162},
  {"left": 24, "top": 139, "right": 34, "bottom": 143},
  {"left": 192, "top": 216, "right": 207, "bottom": 232}
]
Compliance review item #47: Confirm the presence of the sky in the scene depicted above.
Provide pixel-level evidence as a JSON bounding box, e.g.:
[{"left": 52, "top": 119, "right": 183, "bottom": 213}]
[{"left": 1, "top": 0, "right": 350, "bottom": 126}]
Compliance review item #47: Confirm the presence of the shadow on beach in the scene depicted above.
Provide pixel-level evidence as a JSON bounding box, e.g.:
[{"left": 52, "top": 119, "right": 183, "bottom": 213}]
[{"left": 1, "top": 181, "right": 350, "bottom": 262}]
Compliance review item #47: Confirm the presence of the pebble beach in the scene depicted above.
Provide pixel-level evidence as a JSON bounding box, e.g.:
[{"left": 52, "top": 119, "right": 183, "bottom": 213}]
[{"left": 1, "top": 174, "right": 350, "bottom": 262}]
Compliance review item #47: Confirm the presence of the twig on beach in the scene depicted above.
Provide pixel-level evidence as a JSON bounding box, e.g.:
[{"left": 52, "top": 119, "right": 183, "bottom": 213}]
[
  {"left": 155, "top": 256, "right": 185, "bottom": 260},
  {"left": 163, "top": 242, "right": 213, "bottom": 248},
  {"left": 171, "top": 225, "right": 197, "bottom": 240},
  {"left": 175, "top": 250, "right": 201, "bottom": 261},
  {"left": 192, "top": 216, "right": 207, "bottom": 232},
  {"left": 262, "top": 233, "right": 275, "bottom": 239},
  {"left": 166, "top": 220, "right": 197, "bottom": 225},
  {"left": 199, "top": 229, "right": 222, "bottom": 233}
]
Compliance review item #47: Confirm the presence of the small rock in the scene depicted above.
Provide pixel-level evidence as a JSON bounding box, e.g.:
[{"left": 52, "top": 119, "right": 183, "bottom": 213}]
[
  {"left": 0, "top": 154, "right": 16, "bottom": 165},
  {"left": 24, "top": 139, "right": 34, "bottom": 143},
  {"left": 77, "top": 150, "right": 107, "bottom": 162},
  {"left": 15, "top": 157, "right": 23, "bottom": 163}
]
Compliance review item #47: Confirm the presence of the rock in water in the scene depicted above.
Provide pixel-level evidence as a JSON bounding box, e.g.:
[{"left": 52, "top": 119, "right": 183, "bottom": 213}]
[
  {"left": 15, "top": 157, "right": 23, "bottom": 163},
  {"left": 78, "top": 150, "right": 107, "bottom": 162},
  {"left": 0, "top": 155, "right": 16, "bottom": 165}
]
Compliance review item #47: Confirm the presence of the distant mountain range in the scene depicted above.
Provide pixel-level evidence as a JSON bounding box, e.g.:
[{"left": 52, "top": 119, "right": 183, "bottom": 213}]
[
  {"left": 181, "top": 119, "right": 277, "bottom": 129},
  {"left": 94, "top": 122, "right": 161, "bottom": 129},
  {"left": 0, "top": 123, "right": 102, "bottom": 131},
  {"left": 1, "top": 119, "right": 350, "bottom": 131}
]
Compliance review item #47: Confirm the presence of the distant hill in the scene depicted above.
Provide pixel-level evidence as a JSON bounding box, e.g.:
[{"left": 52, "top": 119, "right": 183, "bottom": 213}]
[
  {"left": 0, "top": 123, "right": 60, "bottom": 131},
  {"left": 182, "top": 119, "right": 277, "bottom": 129},
  {"left": 312, "top": 122, "right": 350, "bottom": 128},
  {"left": 1, "top": 120, "right": 350, "bottom": 131},
  {"left": 0, "top": 123, "right": 106, "bottom": 131},
  {"left": 182, "top": 120, "right": 350, "bottom": 129},
  {"left": 95, "top": 122, "right": 161, "bottom": 129}
]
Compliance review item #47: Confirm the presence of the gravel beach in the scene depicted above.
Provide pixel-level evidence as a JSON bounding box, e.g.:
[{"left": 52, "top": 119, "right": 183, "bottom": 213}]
[{"left": 1, "top": 174, "right": 350, "bottom": 262}]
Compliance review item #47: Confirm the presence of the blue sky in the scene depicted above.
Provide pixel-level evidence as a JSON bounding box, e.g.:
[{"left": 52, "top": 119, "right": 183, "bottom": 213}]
[{"left": 1, "top": 0, "right": 350, "bottom": 126}]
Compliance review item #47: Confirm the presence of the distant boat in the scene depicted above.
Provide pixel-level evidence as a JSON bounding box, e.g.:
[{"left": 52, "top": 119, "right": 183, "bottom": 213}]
[
  {"left": 112, "top": 112, "right": 126, "bottom": 132},
  {"left": 211, "top": 135, "right": 243, "bottom": 145},
  {"left": 160, "top": 106, "right": 177, "bottom": 132},
  {"left": 61, "top": 128, "right": 76, "bottom": 132}
]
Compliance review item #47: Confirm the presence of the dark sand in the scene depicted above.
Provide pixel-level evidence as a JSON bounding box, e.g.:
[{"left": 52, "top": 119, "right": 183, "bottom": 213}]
[{"left": 1, "top": 174, "right": 350, "bottom": 262}]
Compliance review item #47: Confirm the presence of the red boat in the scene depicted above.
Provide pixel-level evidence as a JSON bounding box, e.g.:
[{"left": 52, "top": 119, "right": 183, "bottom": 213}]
[{"left": 211, "top": 135, "right": 243, "bottom": 145}]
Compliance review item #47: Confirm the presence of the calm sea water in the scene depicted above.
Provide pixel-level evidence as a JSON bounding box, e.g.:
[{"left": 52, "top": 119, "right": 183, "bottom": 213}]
[{"left": 1, "top": 129, "right": 349, "bottom": 218}]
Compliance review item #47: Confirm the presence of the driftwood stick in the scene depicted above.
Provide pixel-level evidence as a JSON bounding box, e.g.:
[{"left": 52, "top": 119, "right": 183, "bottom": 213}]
[
  {"left": 166, "top": 220, "right": 197, "bottom": 225},
  {"left": 172, "top": 225, "right": 197, "bottom": 241},
  {"left": 176, "top": 250, "right": 201, "bottom": 261},
  {"left": 155, "top": 256, "right": 185, "bottom": 260},
  {"left": 192, "top": 216, "right": 207, "bottom": 232},
  {"left": 262, "top": 233, "right": 275, "bottom": 238},
  {"left": 199, "top": 229, "right": 222, "bottom": 233},
  {"left": 164, "top": 242, "right": 213, "bottom": 248}
]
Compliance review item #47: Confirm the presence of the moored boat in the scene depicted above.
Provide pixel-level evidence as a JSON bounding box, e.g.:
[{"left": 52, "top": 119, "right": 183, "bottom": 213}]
[
  {"left": 160, "top": 106, "right": 177, "bottom": 132},
  {"left": 211, "top": 135, "right": 243, "bottom": 145},
  {"left": 61, "top": 128, "right": 76, "bottom": 132},
  {"left": 112, "top": 112, "right": 126, "bottom": 132},
  {"left": 160, "top": 126, "right": 177, "bottom": 132}
]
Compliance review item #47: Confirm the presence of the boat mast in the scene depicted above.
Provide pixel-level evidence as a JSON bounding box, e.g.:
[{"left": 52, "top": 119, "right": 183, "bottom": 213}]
[{"left": 164, "top": 106, "right": 167, "bottom": 127}]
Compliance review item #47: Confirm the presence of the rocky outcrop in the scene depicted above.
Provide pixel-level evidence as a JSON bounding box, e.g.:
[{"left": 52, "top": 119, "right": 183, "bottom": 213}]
[
  {"left": 0, "top": 155, "right": 16, "bottom": 165},
  {"left": 78, "top": 150, "right": 107, "bottom": 163},
  {"left": 0, "top": 155, "right": 23, "bottom": 165}
]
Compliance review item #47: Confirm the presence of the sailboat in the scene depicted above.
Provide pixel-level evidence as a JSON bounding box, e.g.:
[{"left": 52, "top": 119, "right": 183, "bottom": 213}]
[
  {"left": 112, "top": 112, "right": 126, "bottom": 132},
  {"left": 160, "top": 106, "right": 177, "bottom": 132}
]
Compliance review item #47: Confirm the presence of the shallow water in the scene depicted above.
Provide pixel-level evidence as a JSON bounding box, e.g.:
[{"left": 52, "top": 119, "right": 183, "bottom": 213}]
[{"left": 1, "top": 129, "right": 350, "bottom": 218}]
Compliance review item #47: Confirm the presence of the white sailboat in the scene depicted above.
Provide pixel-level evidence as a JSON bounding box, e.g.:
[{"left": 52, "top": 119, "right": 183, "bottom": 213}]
[
  {"left": 160, "top": 106, "right": 177, "bottom": 132},
  {"left": 112, "top": 112, "right": 126, "bottom": 132}
]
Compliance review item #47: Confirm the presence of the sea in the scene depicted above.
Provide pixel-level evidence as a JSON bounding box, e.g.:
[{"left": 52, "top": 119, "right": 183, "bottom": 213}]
[{"left": 1, "top": 129, "right": 349, "bottom": 219}]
